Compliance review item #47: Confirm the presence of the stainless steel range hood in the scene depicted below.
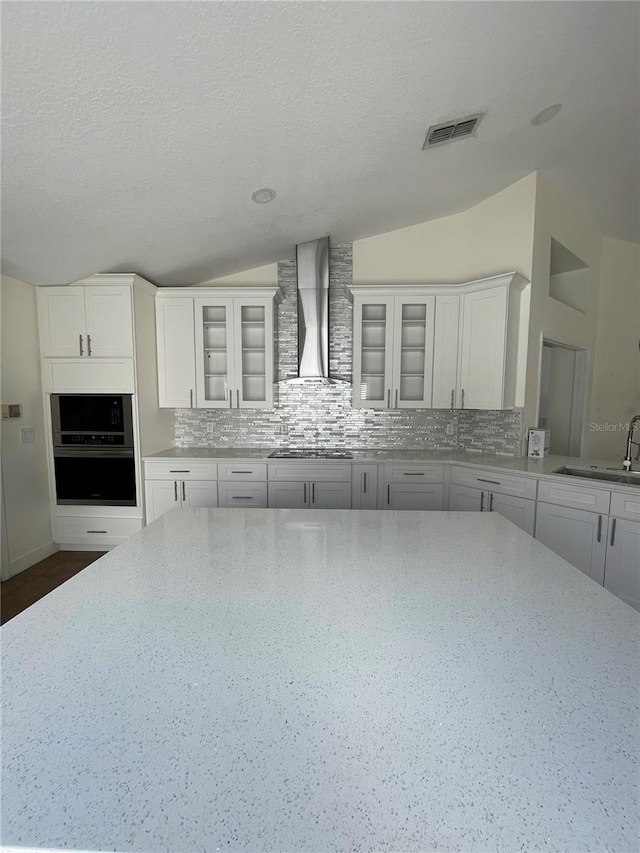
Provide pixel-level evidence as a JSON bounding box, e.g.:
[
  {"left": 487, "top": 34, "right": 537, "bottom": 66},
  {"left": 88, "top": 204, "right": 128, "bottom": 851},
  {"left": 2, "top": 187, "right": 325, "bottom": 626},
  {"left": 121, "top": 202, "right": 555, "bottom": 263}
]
[{"left": 294, "top": 237, "right": 330, "bottom": 382}]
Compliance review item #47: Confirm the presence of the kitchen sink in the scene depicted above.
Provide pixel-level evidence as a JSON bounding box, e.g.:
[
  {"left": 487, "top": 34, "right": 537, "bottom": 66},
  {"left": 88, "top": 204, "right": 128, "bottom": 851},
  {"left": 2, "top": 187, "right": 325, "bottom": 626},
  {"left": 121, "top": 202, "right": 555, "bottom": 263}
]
[{"left": 553, "top": 466, "right": 640, "bottom": 485}]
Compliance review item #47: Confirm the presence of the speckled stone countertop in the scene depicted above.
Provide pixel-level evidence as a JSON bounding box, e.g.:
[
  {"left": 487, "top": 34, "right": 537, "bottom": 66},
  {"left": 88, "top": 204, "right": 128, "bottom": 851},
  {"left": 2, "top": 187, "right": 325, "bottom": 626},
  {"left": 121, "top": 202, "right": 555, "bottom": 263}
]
[
  {"left": 145, "top": 447, "right": 640, "bottom": 489},
  {"left": 2, "top": 509, "right": 639, "bottom": 852}
]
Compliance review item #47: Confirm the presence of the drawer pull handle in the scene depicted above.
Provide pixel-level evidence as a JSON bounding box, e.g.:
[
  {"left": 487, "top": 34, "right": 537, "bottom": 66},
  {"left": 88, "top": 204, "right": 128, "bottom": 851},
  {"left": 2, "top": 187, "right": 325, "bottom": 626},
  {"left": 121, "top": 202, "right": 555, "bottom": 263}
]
[
  {"left": 86, "top": 529, "right": 107, "bottom": 534},
  {"left": 170, "top": 470, "right": 190, "bottom": 473},
  {"left": 232, "top": 496, "right": 253, "bottom": 500},
  {"left": 477, "top": 478, "right": 500, "bottom": 485},
  {"left": 610, "top": 518, "right": 617, "bottom": 547},
  {"left": 480, "top": 492, "right": 484, "bottom": 512},
  {"left": 403, "top": 472, "right": 425, "bottom": 476},
  {"left": 387, "top": 484, "right": 390, "bottom": 505},
  {"left": 597, "top": 514, "right": 602, "bottom": 542},
  {"left": 363, "top": 472, "right": 367, "bottom": 494},
  {"left": 489, "top": 493, "right": 494, "bottom": 512},
  {"left": 231, "top": 470, "right": 252, "bottom": 474},
  {"left": 182, "top": 481, "right": 186, "bottom": 502},
  {"left": 174, "top": 481, "right": 178, "bottom": 501},
  {"left": 79, "top": 334, "right": 84, "bottom": 356},
  {"left": 312, "top": 483, "right": 316, "bottom": 504}
]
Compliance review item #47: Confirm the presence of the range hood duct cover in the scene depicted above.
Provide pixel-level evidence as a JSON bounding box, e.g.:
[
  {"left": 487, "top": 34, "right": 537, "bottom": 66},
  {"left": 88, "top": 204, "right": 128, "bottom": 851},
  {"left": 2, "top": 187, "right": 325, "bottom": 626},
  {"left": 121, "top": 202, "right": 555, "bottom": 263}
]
[{"left": 295, "top": 237, "right": 330, "bottom": 381}]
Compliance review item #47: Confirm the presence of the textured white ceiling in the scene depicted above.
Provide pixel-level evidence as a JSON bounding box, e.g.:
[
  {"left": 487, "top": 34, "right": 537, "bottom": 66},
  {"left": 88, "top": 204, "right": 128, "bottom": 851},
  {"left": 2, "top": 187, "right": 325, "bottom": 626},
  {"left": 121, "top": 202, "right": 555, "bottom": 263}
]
[{"left": 2, "top": 1, "right": 638, "bottom": 286}]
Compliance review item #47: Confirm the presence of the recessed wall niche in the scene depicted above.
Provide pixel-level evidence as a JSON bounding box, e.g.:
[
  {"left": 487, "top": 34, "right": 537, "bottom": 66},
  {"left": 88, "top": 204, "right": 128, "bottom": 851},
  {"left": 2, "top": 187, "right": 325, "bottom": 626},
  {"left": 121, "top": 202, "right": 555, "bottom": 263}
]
[{"left": 549, "top": 238, "right": 590, "bottom": 313}]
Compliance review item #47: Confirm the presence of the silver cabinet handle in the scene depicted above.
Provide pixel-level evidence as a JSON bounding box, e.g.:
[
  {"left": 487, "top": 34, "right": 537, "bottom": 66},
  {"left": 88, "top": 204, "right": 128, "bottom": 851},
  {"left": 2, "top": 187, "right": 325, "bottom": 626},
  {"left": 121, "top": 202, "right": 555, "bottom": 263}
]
[
  {"left": 480, "top": 491, "right": 484, "bottom": 512},
  {"left": 610, "top": 518, "right": 617, "bottom": 547},
  {"left": 387, "top": 484, "right": 391, "bottom": 505},
  {"left": 303, "top": 482, "right": 307, "bottom": 504},
  {"left": 387, "top": 389, "right": 390, "bottom": 407},
  {"left": 86, "top": 529, "right": 107, "bottom": 534},
  {"left": 236, "top": 389, "right": 240, "bottom": 408},
  {"left": 87, "top": 334, "right": 92, "bottom": 356},
  {"left": 229, "top": 390, "right": 232, "bottom": 408},
  {"left": 477, "top": 478, "right": 500, "bottom": 485},
  {"left": 451, "top": 389, "right": 454, "bottom": 410},
  {"left": 461, "top": 389, "right": 465, "bottom": 409},
  {"left": 597, "top": 515, "right": 602, "bottom": 542},
  {"left": 395, "top": 389, "right": 398, "bottom": 408},
  {"left": 231, "top": 470, "right": 252, "bottom": 474},
  {"left": 79, "top": 334, "right": 84, "bottom": 356},
  {"left": 232, "top": 496, "right": 254, "bottom": 500},
  {"left": 312, "top": 483, "right": 315, "bottom": 504},
  {"left": 403, "top": 472, "right": 424, "bottom": 476},
  {"left": 489, "top": 493, "right": 494, "bottom": 512},
  {"left": 190, "top": 389, "right": 193, "bottom": 408},
  {"left": 170, "top": 469, "right": 190, "bottom": 473},
  {"left": 182, "top": 481, "right": 186, "bottom": 502},
  {"left": 363, "top": 472, "right": 367, "bottom": 494},
  {"left": 174, "top": 481, "right": 178, "bottom": 501}
]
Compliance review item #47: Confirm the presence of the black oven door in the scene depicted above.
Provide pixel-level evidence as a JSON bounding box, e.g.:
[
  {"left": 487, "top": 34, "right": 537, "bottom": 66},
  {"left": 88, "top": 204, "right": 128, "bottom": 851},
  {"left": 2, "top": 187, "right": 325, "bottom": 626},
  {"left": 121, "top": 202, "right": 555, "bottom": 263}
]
[{"left": 53, "top": 449, "right": 136, "bottom": 506}]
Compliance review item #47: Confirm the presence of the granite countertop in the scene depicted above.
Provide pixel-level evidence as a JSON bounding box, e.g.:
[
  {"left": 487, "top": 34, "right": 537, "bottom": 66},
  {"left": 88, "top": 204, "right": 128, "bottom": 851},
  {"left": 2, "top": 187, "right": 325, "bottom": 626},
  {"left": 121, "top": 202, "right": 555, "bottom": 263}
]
[
  {"left": 2, "top": 508, "right": 639, "bottom": 852},
  {"left": 145, "top": 447, "right": 640, "bottom": 489}
]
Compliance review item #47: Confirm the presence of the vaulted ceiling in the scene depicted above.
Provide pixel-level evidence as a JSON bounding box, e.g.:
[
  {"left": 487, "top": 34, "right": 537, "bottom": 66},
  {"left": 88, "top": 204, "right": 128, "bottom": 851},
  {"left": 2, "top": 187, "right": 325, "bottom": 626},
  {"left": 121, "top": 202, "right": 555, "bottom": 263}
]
[{"left": 2, "top": 1, "right": 638, "bottom": 286}]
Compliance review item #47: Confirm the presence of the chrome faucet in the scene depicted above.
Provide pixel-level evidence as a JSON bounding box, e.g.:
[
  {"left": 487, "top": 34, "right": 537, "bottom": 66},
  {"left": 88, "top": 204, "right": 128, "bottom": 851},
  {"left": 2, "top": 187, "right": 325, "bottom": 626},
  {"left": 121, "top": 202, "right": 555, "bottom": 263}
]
[{"left": 622, "top": 414, "right": 640, "bottom": 471}]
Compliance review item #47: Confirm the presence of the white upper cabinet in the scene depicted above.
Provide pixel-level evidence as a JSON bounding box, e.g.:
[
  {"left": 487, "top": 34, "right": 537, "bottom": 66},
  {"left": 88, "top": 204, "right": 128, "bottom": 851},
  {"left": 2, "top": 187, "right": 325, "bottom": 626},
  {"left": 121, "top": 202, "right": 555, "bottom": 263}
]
[
  {"left": 351, "top": 273, "right": 526, "bottom": 411},
  {"left": 38, "top": 284, "right": 134, "bottom": 358},
  {"left": 352, "top": 292, "right": 435, "bottom": 409},
  {"left": 156, "top": 298, "right": 196, "bottom": 408},
  {"left": 156, "top": 287, "right": 279, "bottom": 410}
]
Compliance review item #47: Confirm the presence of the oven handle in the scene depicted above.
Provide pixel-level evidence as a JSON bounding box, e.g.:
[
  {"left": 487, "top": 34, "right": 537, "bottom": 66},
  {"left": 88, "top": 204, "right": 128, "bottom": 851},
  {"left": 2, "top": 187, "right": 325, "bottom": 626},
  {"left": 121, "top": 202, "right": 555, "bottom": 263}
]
[{"left": 53, "top": 448, "right": 134, "bottom": 458}]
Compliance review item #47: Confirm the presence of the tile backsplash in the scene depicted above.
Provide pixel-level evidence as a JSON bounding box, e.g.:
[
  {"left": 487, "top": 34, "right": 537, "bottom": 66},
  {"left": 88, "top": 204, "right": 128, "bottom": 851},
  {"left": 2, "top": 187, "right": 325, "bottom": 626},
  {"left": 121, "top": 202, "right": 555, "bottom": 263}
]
[{"left": 175, "top": 244, "right": 524, "bottom": 455}]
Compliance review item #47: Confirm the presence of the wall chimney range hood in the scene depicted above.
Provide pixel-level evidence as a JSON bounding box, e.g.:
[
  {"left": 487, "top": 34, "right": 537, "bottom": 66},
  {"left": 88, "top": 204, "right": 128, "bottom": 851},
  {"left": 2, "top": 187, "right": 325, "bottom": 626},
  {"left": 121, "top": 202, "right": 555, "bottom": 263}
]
[{"left": 289, "top": 236, "right": 332, "bottom": 383}]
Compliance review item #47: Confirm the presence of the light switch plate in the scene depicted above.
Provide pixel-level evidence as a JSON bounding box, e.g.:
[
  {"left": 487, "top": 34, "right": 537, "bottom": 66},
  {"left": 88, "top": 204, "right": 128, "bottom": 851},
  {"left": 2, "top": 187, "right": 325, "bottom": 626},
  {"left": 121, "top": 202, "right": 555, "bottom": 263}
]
[
  {"left": 20, "top": 426, "right": 36, "bottom": 444},
  {"left": 206, "top": 422, "right": 214, "bottom": 434}
]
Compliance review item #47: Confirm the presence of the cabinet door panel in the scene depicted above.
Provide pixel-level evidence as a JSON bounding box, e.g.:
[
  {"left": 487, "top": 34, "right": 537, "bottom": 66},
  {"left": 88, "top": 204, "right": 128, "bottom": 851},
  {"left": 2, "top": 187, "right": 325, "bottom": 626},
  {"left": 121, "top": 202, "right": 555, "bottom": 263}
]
[
  {"left": 604, "top": 518, "right": 640, "bottom": 611},
  {"left": 352, "top": 464, "right": 378, "bottom": 510},
  {"left": 490, "top": 493, "right": 535, "bottom": 536},
  {"left": 84, "top": 286, "right": 134, "bottom": 357},
  {"left": 392, "top": 297, "right": 435, "bottom": 408},
  {"left": 268, "top": 482, "right": 308, "bottom": 509},
  {"left": 183, "top": 481, "right": 219, "bottom": 509},
  {"left": 37, "top": 287, "right": 86, "bottom": 357},
  {"left": 194, "top": 298, "right": 235, "bottom": 408},
  {"left": 385, "top": 484, "right": 443, "bottom": 511},
  {"left": 218, "top": 483, "right": 267, "bottom": 508},
  {"left": 156, "top": 298, "right": 196, "bottom": 408},
  {"left": 235, "top": 300, "right": 274, "bottom": 409},
  {"left": 448, "top": 484, "right": 484, "bottom": 512},
  {"left": 311, "top": 482, "right": 351, "bottom": 509},
  {"left": 352, "top": 298, "right": 395, "bottom": 408},
  {"left": 145, "top": 480, "right": 179, "bottom": 523},
  {"left": 432, "top": 294, "right": 460, "bottom": 409},
  {"left": 535, "top": 502, "right": 607, "bottom": 584},
  {"left": 458, "top": 286, "right": 508, "bottom": 409}
]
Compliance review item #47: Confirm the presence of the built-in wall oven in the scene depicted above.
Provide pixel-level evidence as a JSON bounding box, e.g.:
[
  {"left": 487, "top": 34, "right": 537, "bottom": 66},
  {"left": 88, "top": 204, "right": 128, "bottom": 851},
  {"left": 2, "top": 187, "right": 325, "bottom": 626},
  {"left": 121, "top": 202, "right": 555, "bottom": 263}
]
[{"left": 50, "top": 394, "right": 136, "bottom": 506}]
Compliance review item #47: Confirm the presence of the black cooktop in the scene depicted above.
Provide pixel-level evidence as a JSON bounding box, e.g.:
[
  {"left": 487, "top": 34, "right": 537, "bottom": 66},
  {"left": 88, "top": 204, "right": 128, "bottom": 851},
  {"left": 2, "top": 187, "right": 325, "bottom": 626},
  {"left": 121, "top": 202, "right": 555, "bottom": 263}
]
[{"left": 268, "top": 449, "right": 353, "bottom": 459}]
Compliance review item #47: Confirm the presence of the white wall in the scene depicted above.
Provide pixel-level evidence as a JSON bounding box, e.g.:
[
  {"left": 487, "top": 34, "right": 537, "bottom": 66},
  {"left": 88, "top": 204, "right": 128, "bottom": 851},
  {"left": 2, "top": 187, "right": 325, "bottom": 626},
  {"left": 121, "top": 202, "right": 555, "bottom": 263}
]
[
  {"left": 0, "top": 275, "right": 55, "bottom": 579},
  {"left": 352, "top": 173, "right": 537, "bottom": 284},
  {"left": 197, "top": 262, "right": 279, "bottom": 287},
  {"left": 585, "top": 238, "right": 640, "bottom": 458},
  {"left": 525, "top": 176, "right": 603, "bottom": 449}
]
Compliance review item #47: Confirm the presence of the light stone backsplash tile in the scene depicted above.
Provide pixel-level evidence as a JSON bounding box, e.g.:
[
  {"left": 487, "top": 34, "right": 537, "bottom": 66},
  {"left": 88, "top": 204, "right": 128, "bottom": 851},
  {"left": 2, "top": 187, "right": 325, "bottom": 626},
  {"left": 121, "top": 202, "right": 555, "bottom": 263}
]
[{"left": 175, "top": 244, "right": 524, "bottom": 455}]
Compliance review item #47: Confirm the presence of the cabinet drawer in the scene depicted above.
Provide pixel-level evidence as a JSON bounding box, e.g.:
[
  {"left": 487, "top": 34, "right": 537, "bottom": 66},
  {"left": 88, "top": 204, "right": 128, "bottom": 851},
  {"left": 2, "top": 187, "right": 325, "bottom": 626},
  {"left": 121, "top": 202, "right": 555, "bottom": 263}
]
[
  {"left": 537, "top": 478, "right": 610, "bottom": 514},
  {"left": 610, "top": 491, "right": 640, "bottom": 522},
  {"left": 217, "top": 462, "right": 267, "bottom": 481},
  {"left": 268, "top": 461, "right": 352, "bottom": 482},
  {"left": 218, "top": 482, "right": 268, "bottom": 508},
  {"left": 144, "top": 460, "right": 218, "bottom": 481},
  {"left": 53, "top": 516, "right": 142, "bottom": 546},
  {"left": 382, "top": 463, "right": 444, "bottom": 484},
  {"left": 450, "top": 466, "right": 537, "bottom": 499}
]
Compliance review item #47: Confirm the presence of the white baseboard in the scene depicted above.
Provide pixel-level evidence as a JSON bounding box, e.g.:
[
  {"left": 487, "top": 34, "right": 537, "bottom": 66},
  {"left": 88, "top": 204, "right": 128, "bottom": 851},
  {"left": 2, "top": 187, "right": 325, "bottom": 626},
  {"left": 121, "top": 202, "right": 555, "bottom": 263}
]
[
  {"left": 2, "top": 540, "right": 59, "bottom": 581},
  {"left": 59, "top": 544, "right": 114, "bottom": 552}
]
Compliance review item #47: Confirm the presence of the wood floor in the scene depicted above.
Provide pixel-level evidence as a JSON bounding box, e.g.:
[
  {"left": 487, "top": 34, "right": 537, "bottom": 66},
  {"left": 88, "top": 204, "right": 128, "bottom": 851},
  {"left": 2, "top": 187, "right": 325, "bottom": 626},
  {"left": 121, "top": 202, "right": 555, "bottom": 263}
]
[{"left": 1, "top": 551, "right": 106, "bottom": 625}]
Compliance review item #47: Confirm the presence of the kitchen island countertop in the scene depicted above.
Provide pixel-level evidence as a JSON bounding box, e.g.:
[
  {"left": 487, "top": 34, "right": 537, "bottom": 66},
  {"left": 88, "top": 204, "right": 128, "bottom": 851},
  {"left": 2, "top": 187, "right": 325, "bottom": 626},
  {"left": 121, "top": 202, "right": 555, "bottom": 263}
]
[{"left": 2, "top": 508, "right": 639, "bottom": 852}]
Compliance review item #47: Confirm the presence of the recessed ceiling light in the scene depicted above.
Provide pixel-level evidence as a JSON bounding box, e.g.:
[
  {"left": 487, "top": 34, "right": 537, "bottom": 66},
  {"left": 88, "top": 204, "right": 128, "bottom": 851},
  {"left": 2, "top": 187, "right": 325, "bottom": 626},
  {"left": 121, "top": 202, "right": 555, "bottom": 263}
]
[
  {"left": 251, "top": 187, "right": 276, "bottom": 204},
  {"left": 531, "top": 103, "right": 562, "bottom": 126}
]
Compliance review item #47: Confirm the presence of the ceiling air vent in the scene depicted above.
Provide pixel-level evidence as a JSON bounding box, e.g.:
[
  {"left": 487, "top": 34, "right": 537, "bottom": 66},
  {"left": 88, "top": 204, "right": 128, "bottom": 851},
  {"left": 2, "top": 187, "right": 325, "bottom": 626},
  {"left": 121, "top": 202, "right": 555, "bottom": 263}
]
[{"left": 423, "top": 113, "right": 485, "bottom": 149}]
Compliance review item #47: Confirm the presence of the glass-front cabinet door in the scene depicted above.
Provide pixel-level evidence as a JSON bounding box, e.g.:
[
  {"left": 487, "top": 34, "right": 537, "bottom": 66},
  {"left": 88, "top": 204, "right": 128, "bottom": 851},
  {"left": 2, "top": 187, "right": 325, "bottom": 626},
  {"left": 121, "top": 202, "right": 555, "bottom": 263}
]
[
  {"left": 391, "top": 297, "right": 435, "bottom": 408},
  {"left": 194, "top": 296, "right": 274, "bottom": 409},
  {"left": 352, "top": 297, "right": 395, "bottom": 408}
]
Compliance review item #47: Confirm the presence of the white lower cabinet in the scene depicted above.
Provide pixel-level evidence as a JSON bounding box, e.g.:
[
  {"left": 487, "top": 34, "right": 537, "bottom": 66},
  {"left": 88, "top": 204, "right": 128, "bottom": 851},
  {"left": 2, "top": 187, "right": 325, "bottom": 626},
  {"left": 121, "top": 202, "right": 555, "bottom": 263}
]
[
  {"left": 267, "top": 481, "right": 351, "bottom": 509},
  {"left": 218, "top": 482, "right": 268, "bottom": 508},
  {"left": 384, "top": 483, "right": 444, "bottom": 511},
  {"left": 535, "top": 502, "right": 608, "bottom": 585},
  {"left": 448, "top": 484, "right": 535, "bottom": 535},
  {"left": 603, "top": 517, "right": 640, "bottom": 611},
  {"left": 53, "top": 516, "right": 142, "bottom": 549},
  {"left": 352, "top": 464, "right": 378, "bottom": 509},
  {"left": 145, "top": 479, "right": 218, "bottom": 522}
]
